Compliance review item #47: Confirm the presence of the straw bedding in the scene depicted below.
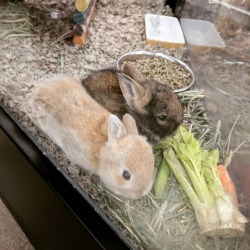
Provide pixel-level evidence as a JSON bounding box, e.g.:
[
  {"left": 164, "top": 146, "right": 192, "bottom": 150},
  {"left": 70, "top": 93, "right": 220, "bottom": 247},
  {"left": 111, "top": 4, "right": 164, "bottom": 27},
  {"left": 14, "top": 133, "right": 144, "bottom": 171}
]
[{"left": 1, "top": 0, "right": 249, "bottom": 249}]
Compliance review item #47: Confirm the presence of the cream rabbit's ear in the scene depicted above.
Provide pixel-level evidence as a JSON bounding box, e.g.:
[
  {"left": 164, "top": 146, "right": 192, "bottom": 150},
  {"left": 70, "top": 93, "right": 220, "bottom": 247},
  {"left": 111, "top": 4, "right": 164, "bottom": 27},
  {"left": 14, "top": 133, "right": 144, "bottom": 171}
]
[
  {"left": 108, "top": 114, "right": 126, "bottom": 142},
  {"left": 117, "top": 73, "right": 150, "bottom": 114},
  {"left": 122, "top": 114, "right": 138, "bottom": 135}
]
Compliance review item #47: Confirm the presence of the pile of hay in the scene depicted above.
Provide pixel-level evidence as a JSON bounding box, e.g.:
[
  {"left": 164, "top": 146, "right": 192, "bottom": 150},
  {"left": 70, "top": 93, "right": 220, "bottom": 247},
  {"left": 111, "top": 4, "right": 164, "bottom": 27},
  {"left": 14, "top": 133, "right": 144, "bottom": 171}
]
[
  {"left": 1, "top": 0, "right": 249, "bottom": 249},
  {"left": 23, "top": 0, "right": 75, "bottom": 38}
]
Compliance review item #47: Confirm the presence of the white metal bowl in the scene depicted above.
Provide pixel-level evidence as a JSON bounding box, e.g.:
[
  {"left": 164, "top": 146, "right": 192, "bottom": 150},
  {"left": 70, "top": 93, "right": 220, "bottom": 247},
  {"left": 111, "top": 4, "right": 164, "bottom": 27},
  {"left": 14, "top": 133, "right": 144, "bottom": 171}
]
[{"left": 116, "top": 50, "right": 195, "bottom": 93}]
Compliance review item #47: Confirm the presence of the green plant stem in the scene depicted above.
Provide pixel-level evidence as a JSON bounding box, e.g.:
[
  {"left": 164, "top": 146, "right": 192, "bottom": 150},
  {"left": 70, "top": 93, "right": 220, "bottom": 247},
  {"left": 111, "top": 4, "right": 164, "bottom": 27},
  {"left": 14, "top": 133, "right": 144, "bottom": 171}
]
[
  {"left": 180, "top": 159, "right": 210, "bottom": 205},
  {"left": 153, "top": 158, "right": 170, "bottom": 198},
  {"left": 163, "top": 148, "right": 201, "bottom": 208}
]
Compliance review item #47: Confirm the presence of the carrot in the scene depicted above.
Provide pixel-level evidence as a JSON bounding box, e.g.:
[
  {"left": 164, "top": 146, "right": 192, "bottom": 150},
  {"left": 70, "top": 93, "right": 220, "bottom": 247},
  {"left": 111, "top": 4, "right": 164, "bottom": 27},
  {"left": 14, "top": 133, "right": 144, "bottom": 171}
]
[
  {"left": 217, "top": 164, "right": 238, "bottom": 205},
  {"left": 73, "top": 34, "right": 86, "bottom": 46}
]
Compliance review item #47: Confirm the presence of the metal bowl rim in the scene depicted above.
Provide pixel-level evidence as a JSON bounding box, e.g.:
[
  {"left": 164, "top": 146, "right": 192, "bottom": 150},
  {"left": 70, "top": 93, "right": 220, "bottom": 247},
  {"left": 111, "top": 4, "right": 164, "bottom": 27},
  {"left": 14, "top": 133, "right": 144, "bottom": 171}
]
[{"left": 116, "top": 50, "right": 195, "bottom": 93}]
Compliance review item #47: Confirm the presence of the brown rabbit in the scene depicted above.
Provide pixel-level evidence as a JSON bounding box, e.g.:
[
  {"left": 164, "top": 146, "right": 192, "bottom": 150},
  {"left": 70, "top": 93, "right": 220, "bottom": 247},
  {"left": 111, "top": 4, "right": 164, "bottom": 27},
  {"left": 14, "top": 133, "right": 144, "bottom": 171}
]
[
  {"left": 81, "top": 63, "right": 183, "bottom": 144},
  {"left": 28, "top": 76, "right": 155, "bottom": 199}
]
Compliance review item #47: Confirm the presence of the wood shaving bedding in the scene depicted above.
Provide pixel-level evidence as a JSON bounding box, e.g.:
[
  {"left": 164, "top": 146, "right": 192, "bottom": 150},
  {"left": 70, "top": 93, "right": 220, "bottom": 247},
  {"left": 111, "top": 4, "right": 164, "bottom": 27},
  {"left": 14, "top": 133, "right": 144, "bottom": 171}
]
[{"left": 3, "top": 1, "right": 247, "bottom": 249}]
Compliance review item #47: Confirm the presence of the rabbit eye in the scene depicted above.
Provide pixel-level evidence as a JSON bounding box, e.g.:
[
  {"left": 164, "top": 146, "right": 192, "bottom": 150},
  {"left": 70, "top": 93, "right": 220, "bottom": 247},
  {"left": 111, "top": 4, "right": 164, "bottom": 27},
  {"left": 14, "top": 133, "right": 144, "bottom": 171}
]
[
  {"left": 157, "top": 115, "right": 167, "bottom": 121},
  {"left": 122, "top": 170, "right": 131, "bottom": 180}
]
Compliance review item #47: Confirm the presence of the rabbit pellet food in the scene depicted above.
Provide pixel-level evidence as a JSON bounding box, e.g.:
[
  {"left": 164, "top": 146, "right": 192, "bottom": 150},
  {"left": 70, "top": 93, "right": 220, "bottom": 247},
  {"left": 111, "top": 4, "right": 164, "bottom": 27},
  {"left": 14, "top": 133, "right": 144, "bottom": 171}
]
[{"left": 123, "top": 57, "right": 192, "bottom": 91}]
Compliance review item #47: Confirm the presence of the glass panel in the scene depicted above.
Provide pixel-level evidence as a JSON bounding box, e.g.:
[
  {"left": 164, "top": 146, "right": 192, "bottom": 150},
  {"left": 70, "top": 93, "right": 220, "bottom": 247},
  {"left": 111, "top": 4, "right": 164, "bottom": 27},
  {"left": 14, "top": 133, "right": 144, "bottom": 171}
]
[{"left": 1, "top": 0, "right": 249, "bottom": 249}]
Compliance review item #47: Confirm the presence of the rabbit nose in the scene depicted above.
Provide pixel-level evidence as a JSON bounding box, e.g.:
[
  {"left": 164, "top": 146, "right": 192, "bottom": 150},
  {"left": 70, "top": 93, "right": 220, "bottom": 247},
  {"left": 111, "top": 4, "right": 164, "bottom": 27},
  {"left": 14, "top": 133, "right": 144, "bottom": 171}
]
[
  {"left": 134, "top": 192, "right": 144, "bottom": 199},
  {"left": 130, "top": 190, "right": 145, "bottom": 199},
  {"left": 139, "top": 188, "right": 152, "bottom": 198}
]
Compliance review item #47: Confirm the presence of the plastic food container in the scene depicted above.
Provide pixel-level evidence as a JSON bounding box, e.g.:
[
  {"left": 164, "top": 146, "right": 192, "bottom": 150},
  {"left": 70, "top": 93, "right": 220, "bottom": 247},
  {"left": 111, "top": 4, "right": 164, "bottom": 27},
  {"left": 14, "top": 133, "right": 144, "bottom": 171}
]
[
  {"left": 180, "top": 18, "right": 225, "bottom": 48},
  {"left": 145, "top": 14, "right": 185, "bottom": 48}
]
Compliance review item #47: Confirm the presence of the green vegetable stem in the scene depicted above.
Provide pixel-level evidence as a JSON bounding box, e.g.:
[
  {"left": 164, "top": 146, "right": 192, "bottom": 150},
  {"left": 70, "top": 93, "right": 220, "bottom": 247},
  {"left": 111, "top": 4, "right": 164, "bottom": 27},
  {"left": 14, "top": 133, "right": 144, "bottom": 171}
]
[
  {"left": 155, "top": 126, "right": 248, "bottom": 238},
  {"left": 153, "top": 157, "right": 170, "bottom": 199}
]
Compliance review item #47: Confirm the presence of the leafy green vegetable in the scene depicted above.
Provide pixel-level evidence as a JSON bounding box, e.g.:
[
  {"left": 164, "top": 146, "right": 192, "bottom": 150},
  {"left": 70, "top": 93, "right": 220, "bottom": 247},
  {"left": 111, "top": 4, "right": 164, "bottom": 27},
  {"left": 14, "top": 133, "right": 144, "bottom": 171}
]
[
  {"left": 153, "top": 158, "right": 170, "bottom": 199},
  {"left": 157, "top": 126, "right": 248, "bottom": 238}
]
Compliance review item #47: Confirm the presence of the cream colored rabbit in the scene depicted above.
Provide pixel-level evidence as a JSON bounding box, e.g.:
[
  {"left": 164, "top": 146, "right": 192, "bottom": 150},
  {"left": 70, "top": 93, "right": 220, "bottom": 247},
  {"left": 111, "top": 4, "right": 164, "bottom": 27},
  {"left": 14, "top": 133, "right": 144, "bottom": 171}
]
[{"left": 28, "top": 76, "right": 155, "bottom": 199}]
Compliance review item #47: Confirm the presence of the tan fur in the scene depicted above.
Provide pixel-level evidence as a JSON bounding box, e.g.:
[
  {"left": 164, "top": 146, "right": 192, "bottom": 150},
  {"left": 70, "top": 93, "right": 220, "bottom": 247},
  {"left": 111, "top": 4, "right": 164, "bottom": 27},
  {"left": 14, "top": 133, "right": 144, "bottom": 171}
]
[
  {"left": 28, "top": 76, "right": 155, "bottom": 199},
  {"left": 81, "top": 70, "right": 126, "bottom": 117},
  {"left": 123, "top": 63, "right": 145, "bottom": 84},
  {"left": 31, "top": 77, "right": 109, "bottom": 169},
  {"left": 117, "top": 73, "right": 151, "bottom": 114},
  {"left": 82, "top": 64, "right": 183, "bottom": 144}
]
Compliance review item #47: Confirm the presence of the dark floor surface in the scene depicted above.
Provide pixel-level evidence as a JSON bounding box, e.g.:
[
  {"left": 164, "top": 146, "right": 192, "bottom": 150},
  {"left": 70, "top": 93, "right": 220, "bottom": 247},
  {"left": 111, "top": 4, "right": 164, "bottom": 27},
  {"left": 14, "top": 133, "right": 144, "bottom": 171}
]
[{"left": 0, "top": 129, "right": 34, "bottom": 250}]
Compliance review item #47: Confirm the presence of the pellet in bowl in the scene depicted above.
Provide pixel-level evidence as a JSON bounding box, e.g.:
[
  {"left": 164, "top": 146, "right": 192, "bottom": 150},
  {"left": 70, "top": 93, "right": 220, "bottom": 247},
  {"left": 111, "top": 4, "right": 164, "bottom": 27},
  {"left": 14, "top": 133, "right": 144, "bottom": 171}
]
[{"left": 117, "top": 50, "right": 195, "bottom": 93}]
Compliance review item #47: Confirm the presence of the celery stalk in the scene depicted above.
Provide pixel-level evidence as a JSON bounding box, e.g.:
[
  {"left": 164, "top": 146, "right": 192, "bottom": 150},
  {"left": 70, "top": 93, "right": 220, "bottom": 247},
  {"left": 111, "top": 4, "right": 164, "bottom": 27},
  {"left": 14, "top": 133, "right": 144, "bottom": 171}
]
[
  {"left": 156, "top": 126, "right": 248, "bottom": 238},
  {"left": 153, "top": 158, "right": 170, "bottom": 198},
  {"left": 178, "top": 153, "right": 212, "bottom": 206},
  {"left": 172, "top": 128, "right": 215, "bottom": 206},
  {"left": 202, "top": 149, "right": 225, "bottom": 198},
  {"left": 163, "top": 148, "right": 201, "bottom": 208}
]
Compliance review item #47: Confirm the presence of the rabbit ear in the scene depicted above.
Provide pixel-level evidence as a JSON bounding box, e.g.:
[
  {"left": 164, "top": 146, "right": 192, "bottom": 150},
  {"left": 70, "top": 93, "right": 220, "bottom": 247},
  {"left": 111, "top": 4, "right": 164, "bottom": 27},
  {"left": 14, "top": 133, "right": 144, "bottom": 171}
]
[
  {"left": 117, "top": 73, "right": 150, "bottom": 113},
  {"left": 122, "top": 63, "right": 145, "bottom": 83},
  {"left": 122, "top": 114, "right": 138, "bottom": 135},
  {"left": 108, "top": 114, "right": 126, "bottom": 141}
]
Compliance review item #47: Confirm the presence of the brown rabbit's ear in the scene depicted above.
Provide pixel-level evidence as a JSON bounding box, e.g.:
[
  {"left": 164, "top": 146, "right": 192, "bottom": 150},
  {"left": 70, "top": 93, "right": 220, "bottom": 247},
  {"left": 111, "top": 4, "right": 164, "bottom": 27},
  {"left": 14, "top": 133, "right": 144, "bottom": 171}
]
[
  {"left": 122, "top": 114, "right": 138, "bottom": 135},
  {"left": 107, "top": 114, "right": 126, "bottom": 142},
  {"left": 122, "top": 63, "right": 145, "bottom": 83},
  {"left": 117, "top": 73, "right": 150, "bottom": 114}
]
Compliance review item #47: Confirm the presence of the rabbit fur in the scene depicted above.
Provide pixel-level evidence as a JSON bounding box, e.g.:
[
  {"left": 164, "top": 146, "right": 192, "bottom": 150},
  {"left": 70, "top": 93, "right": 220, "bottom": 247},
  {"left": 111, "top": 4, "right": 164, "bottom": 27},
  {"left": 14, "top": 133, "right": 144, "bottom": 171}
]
[
  {"left": 28, "top": 76, "right": 155, "bottom": 199},
  {"left": 81, "top": 63, "right": 183, "bottom": 145}
]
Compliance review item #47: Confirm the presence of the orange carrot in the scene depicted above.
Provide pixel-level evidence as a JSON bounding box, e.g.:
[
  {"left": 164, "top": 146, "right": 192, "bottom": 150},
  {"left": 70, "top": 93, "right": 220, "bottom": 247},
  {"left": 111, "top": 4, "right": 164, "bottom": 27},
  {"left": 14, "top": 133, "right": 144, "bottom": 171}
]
[
  {"left": 73, "top": 34, "right": 86, "bottom": 46},
  {"left": 217, "top": 164, "right": 238, "bottom": 205}
]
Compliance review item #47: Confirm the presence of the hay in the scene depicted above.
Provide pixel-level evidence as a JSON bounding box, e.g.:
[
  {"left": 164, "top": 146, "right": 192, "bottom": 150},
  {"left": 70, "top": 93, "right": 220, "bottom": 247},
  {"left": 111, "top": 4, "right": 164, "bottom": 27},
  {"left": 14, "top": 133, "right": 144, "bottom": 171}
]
[
  {"left": 0, "top": 0, "right": 249, "bottom": 249},
  {"left": 0, "top": 1, "right": 34, "bottom": 39},
  {"left": 22, "top": 0, "right": 75, "bottom": 39}
]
